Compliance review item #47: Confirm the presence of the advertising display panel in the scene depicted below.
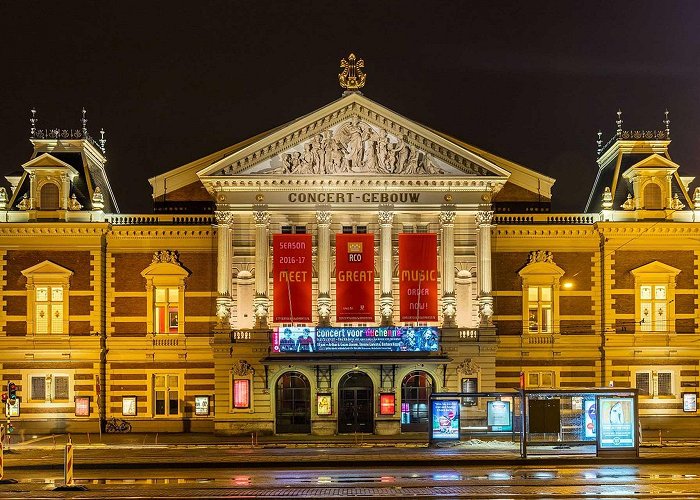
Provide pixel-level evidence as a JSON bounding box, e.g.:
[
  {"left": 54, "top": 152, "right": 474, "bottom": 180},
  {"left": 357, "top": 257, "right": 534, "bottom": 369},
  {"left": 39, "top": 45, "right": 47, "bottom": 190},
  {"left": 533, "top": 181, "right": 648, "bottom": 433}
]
[
  {"left": 273, "top": 233, "right": 313, "bottom": 323},
  {"left": 598, "top": 397, "right": 635, "bottom": 449},
  {"left": 5, "top": 399, "right": 20, "bottom": 417},
  {"left": 122, "top": 396, "right": 137, "bottom": 416},
  {"left": 336, "top": 233, "right": 375, "bottom": 322},
  {"left": 487, "top": 400, "right": 512, "bottom": 431},
  {"left": 317, "top": 394, "right": 332, "bottom": 415},
  {"left": 583, "top": 399, "right": 596, "bottom": 439},
  {"left": 194, "top": 396, "right": 210, "bottom": 416},
  {"left": 74, "top": 396, "right": 90, "bottom": 416},
  {"left": 273, "top": 326, "right": 439, "bottom": 353},
  {"left": 683, "top": 392, "right": 697, "bottom": 413},
  {"left": 431, "top": 399, "right": 460, "bottom": 440},
  {"left": 380, "top": 393, "right": 395, "bottom": 415},
  {"left": 399, "top": 233, "right": 438, "bottom": 322}
]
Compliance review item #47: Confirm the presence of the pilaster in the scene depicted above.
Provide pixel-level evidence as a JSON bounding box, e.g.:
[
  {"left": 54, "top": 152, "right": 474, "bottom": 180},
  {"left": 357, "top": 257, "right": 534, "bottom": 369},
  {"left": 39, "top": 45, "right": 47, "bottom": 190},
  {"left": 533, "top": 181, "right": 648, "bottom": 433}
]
[
  {"left": 440, "top": 207, "right": 456, "bottom": 327},
  {"left": 378, "top": 207, "right": 394, "bottom": 326},
  {"left": 215, "top": 210, "right": 235, "bottom": 330},
  {"left": 253, "top": 207, "right": 270, "bottom": 329},
  {"left": 476, "top": 209, "right": 494, "bottom": 326},
  {"left": 316, "top": 210, "right": 332, "bottom": 326}
]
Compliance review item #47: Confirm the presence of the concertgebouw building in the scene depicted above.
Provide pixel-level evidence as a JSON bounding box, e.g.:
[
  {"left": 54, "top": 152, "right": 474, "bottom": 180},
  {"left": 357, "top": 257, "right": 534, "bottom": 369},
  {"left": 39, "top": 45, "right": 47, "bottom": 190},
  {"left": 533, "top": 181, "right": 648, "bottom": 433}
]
[{"left": 1, "top": 56, "right": 699, "bottom": 436}]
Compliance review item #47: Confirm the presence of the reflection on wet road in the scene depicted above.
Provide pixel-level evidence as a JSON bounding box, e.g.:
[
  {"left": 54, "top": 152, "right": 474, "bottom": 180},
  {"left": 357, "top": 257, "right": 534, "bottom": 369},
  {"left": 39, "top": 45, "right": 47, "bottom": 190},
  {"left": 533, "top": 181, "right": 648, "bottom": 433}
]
[{"left": 3, "top": 464, "right": 700, "bottom": 497}]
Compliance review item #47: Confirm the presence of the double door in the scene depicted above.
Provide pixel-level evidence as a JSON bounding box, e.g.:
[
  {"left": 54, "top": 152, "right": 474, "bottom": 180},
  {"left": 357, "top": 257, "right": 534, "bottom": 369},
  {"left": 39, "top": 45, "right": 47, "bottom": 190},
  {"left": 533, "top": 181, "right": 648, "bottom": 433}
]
[{"left": 338, "top": 372, "right": 374, "bottom": 433}]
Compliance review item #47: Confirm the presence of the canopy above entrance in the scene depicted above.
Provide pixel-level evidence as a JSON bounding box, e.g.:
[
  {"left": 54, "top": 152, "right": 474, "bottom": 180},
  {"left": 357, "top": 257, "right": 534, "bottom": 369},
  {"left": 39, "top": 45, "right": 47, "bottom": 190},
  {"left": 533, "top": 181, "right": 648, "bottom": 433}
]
[{"left": 260, "top": 354, "right": 452, "bottom": 365}]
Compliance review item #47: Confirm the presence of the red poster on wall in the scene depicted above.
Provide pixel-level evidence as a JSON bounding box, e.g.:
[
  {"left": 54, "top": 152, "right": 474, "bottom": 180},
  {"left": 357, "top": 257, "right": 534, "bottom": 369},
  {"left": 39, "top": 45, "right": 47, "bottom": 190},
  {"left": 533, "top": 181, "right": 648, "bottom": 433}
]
[
  {"left": 273, "top": 233, "right": 313, "bottom": 323},
  {"left": 399, "top": 233, "right": 438, "bottom": 322},
  {"left": 336, "top": 233, "right": 375, "bottom": 322}
]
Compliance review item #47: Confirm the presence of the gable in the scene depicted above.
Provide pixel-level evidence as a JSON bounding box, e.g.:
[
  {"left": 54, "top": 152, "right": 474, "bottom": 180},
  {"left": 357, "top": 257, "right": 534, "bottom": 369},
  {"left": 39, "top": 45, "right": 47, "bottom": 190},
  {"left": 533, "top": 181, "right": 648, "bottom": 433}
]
[
  {"left": 630, "top": 260, "right": 681, "bottom": 277},
  {"left": 197, "top": 93, "right": 510, "bottom": 180},
  {"left": 21, "top": 260, "right": 74, "bottom": 279}
]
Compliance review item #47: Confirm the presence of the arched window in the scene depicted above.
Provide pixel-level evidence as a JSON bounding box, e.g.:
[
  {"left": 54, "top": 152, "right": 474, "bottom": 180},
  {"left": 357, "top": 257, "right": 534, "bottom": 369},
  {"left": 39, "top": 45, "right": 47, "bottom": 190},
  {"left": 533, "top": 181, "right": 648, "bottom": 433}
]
[
  {"left": 401, "top": 370, "right": 433, "bottom": 431},
  {"left": 40, "top": 183, "right": 60, "bottom": 210},
  {"left": 643, "top": 183, "right": 663, "bottom": 210}
]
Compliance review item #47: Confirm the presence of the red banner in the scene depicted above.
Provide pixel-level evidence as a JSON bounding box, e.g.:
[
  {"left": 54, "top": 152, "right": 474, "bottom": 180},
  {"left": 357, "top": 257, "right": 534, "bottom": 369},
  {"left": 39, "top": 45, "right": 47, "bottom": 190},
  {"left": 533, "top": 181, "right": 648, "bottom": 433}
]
[
  {"left": 273, "top": 233, "right": 313, "bottom": 323},
  {"left": 399, "top": 233, "right": 438, "bottom": 322},
  {"left": 336, "top": 233, "right": 375, "bottom": 322}
]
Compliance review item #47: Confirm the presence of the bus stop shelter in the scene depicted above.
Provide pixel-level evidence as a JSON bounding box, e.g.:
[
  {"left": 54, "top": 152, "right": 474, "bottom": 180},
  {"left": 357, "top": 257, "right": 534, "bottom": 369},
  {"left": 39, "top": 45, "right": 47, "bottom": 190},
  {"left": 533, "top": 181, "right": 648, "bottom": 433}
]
[{"left": 429, "top": 388, "right": 639, "bottom": 458}]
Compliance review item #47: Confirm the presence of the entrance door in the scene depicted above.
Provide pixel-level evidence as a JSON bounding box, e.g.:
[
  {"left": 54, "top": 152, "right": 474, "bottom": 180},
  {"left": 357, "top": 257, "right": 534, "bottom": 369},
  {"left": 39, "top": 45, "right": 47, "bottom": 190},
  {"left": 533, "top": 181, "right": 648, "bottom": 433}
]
[
  {"left": 275, "top": 372, "right": 311, "bottom": 434},
  {"left": 338, "top": 371, "right": 374, "bottom": 433}
]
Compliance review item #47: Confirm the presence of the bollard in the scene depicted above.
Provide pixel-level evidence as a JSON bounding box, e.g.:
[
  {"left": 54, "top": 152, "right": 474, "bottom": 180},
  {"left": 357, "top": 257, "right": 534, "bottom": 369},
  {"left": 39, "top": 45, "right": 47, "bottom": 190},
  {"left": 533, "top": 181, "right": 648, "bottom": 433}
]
[
  {"left": 65, "top": 437, "right": 74, "bottom": 486},
  {"left": 53, "top": 436, "right": 86, "bottom": 491},
  {"left": 0, "top": 426, "right": 16, "bottom": 483}
]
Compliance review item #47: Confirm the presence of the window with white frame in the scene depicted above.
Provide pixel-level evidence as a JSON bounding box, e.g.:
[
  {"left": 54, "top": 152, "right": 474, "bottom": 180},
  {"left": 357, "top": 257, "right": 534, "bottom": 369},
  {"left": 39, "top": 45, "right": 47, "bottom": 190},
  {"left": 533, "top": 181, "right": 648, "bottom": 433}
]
[
  {"left": 639, "top": 284, "right": 668, "bottom": 332},
  {"left": 154, "top": 374, "right": 180, "bottom": 416},
  {"left": 29, "top": 374, "right": 71, "bottom": 402},
  {"left": 34, "top": 285, "right": 65, "bottom": 334},
  {"left": 141, "top": 253, "right": 189, "bottom": 335},
  {"left": 635, "top": 370, "right": 674, "bottom": 397},
  {"left": 518, "top": 252, "right": 565, "bottom": 335},
  {"left": 154, "top": 287, "right": 179, "bottom": 334},
  {"left": 21, "top": 261, "right": 72, "bottom": 335},
  {"left": 527, "top": 286, "right": 553, "bottom": 334},
  {"left": 631, "top": 261, "right": 679, "bottom": 334},
  {"left": 526, "top": 371, "right": 555, "bottom": 389}
]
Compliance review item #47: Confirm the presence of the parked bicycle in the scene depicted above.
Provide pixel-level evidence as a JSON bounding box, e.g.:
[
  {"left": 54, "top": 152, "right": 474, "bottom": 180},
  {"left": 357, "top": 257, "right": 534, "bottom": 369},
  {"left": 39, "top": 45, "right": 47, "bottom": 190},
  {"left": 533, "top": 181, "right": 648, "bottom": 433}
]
[{"left": 105, "top": 417, "right": 132, "bottom": 433}]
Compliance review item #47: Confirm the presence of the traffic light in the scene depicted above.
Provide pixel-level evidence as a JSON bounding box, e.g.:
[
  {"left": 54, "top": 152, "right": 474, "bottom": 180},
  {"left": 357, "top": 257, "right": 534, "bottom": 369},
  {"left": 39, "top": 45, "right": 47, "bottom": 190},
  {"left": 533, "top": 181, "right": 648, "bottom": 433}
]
[
  {"left": 8, "top": 382, "right": 16, "bottom": 401},
  {"left": 1, "top": 393, "right": 6, "bottom": 403},
  {"left": 7, "top": 423, "right": 14, "bottom": 434}
]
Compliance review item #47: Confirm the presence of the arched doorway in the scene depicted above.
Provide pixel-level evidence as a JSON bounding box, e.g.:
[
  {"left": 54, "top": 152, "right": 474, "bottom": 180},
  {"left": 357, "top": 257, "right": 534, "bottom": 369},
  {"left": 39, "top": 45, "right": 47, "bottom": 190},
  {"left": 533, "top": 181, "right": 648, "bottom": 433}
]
[
  {"left": 275, "top": 371, "right": 311, "bottom": 434},
  {"left": 338, "top": 371, "right": 373, "bottom": 433},
  {"left": 401, "top": 371, "right": 433, "bottom": 432}
]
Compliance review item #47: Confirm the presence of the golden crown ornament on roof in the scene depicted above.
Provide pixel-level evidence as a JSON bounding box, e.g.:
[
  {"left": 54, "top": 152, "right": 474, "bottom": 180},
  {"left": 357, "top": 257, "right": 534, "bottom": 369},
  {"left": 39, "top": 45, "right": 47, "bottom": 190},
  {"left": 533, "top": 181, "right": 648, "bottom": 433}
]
[{"left": 339, "top": 53, "right": 366, "bottom": 91}]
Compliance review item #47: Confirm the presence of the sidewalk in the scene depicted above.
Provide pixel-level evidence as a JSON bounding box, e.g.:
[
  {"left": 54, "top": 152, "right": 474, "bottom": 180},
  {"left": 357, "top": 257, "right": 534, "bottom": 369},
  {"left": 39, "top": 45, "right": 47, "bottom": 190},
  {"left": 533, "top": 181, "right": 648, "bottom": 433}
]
[{"left": 4, "top": 432, "right": 700, "bottom": 468}]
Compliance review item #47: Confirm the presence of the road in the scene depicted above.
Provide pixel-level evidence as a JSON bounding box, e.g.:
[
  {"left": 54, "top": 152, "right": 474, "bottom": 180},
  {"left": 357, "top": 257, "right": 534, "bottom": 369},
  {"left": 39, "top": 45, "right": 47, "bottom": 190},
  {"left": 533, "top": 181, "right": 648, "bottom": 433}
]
[{"left": 3, "top": 464, "right": 700, "bottom": 498}]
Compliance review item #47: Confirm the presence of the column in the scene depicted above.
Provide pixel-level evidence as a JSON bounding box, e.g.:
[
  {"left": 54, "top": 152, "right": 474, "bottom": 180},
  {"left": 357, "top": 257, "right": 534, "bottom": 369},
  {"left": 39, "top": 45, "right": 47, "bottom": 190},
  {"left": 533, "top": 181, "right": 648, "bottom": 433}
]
[
  {"left": 316, "top": 210, "right": 332, "bottom": 326},
  {"left": 440, "top": 208, "right": 456, "bottom": 327},
  {"left": 378, "top": 208, "right": 394, "bottom": 326},
  {"left": 476, "top": 210, "right": 494, "bottom": 326},
  {"left": 253, "top": 207, "right": 270, "bottom": 329},
  {"left": 214, "top": 211, "right": 234, "bottom": 329}
]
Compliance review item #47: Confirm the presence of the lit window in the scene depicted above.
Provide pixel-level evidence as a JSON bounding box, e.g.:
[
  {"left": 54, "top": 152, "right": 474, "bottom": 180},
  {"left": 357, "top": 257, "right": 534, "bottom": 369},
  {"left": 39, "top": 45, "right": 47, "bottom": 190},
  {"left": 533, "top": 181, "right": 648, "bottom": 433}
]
[
  {"left": 154, "top": 287, "right": 179, "bottom": 334},
  {"left": 233, "top": 379, "right": 251, "bottom": 409},
  {"left": 154, "top": 374, "right": 179, "bottom": 416},
  {"left": 640, "top": 284, "right": 668, "bottom": 332},
  {"left": 35, "top": 286, "right": 64, "bottom": 334},
  {"left": 527, "top": 286, "right": 553, "bottom": 334}
]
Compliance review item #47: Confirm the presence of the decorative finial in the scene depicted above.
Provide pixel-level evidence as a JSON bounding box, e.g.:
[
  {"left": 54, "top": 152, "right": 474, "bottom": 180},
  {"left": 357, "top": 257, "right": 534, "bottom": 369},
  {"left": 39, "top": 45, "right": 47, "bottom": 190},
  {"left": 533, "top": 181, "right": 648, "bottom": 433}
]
[
  {"left": 81, "top": 108, "right": 88, "bottom": 136},
  {"left": 339, "top": 53, "right": 366, "bottom": 91},
  {"left": 99, "top": 128, "right": 107, "bottom": 154},
  {"left": 664, "top": 109, "right": 670, "bottom": 139},
  {"left": 0, "top": 187, "right": 7, "bottom": 210},
  {"left": 602, "top": 186, "right": 613, "bottom": 209},
  {"left": 92, "top": 186, "right": 105, "bottom": 210},
  {"left": 30, "top": 108, "right": 37, "bottom": 138},
  {"left": 616, "top": 109, "right": 623, "bottom": 138},
  {"left": 596, "top": 130, "right": 602, "bottom": 156}
]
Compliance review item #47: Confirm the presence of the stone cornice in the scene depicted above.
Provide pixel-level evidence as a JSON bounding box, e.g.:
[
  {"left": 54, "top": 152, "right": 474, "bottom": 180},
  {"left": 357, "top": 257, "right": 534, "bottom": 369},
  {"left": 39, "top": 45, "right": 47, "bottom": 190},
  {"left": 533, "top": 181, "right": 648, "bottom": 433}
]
[
  {"left": 0, "top": 225, "right": 109, "bottom": 236},
  {"left": 595, "top": 223, "right": 700, "bottom": 236},
  {"left": 107, "top": 228, "right": 214, "bottom": 239},
  {"left": 203, "top": 176, "right": 505, "bottom": 193}
]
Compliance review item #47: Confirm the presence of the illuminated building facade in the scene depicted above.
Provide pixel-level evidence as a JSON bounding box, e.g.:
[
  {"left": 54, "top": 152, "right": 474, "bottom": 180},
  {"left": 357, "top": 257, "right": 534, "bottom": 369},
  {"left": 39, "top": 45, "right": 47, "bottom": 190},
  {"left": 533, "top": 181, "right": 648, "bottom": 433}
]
[{"left": 1, "top": 63, "right": 698, "bottom": 435}]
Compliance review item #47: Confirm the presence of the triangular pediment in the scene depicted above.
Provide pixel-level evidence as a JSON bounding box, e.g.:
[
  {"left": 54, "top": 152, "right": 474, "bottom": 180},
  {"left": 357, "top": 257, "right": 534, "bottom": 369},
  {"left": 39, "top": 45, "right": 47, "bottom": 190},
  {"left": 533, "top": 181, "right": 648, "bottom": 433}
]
[
  {"left": 197, "top": 93, "right": 510, "bottom": 181},
  {"left": 22, "top": 153, "right": 78, "bottom": 174},
  {"left": 630, "top": 260, "right": 681, "bottom": 277},
  {"left": 623, "top": 154, "right": 679, "bottom": 175},
  {"left": 21, "top": 260, "right": 74, "bottom": 279}
]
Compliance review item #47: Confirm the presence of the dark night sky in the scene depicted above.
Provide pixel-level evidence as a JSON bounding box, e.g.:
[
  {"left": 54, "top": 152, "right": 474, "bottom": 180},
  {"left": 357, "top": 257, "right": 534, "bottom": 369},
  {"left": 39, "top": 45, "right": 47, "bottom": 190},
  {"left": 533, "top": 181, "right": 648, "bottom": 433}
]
[{"left": 1, "top": 1, "right": 699, "bottom": 213}]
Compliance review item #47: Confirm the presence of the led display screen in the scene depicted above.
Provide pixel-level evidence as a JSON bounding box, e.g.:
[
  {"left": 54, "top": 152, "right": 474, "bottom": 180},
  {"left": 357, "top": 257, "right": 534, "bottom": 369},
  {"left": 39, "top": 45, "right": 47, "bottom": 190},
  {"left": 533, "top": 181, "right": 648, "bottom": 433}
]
[
  {"left": 431, "top": 399, "right": 460, "bottom": 440},
  {"left": 272, "top": 326, "right": 439, "bottom": 353},
  {"left": 380, "top": 393, "right": 395, "bottom": 415},
  {"left": 598, "top": 397, "right": 635, "bottom": 449},
  {"left": 233, "top": 379, "right": 250, "bottom": 409}
]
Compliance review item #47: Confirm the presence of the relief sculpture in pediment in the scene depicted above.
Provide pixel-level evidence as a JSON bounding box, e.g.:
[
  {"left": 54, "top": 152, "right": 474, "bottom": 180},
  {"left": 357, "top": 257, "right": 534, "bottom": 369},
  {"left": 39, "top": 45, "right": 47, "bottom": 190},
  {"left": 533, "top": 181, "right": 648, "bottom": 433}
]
[{"left": 271, "top": 117, "right": 444, "bottom": 176}]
